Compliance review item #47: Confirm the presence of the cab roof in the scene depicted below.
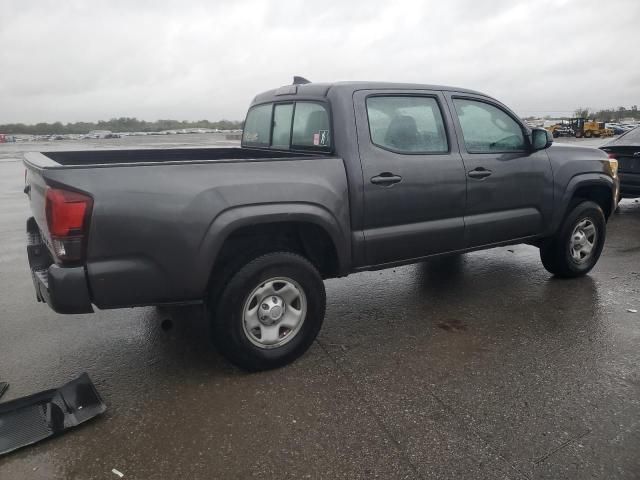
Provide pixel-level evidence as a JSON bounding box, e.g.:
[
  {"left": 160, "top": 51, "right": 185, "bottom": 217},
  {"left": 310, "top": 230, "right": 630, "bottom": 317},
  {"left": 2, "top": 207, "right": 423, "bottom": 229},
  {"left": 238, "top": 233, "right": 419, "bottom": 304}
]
[{"left": 251, "top": 81, "right": 489, "bottom": 105}]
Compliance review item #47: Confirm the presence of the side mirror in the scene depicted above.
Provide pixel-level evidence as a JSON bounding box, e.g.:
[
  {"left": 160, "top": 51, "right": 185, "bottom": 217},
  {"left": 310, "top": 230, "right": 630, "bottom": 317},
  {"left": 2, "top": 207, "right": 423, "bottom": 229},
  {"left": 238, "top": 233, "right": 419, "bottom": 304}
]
[{"left": 531, "top": 127, "right": 553, "bottom": 150}]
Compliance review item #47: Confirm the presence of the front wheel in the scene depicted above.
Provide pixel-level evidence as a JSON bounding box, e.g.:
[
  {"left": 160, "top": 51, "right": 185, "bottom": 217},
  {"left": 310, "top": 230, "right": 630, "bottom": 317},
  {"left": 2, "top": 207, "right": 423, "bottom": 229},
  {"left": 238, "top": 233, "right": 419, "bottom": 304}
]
[
  {"left": 210, "top": 252, "right": 326, "bottom": 371},
  {"left": 540, "top": 201, "right": 606, "bottom": 278}
]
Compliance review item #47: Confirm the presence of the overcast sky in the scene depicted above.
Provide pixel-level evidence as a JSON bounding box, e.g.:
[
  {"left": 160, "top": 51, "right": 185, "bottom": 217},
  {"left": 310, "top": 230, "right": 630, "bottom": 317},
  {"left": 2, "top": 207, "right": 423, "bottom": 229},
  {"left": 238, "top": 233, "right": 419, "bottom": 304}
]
[{"left": 1, "top": 0, "right": 638, "bottom": 123}]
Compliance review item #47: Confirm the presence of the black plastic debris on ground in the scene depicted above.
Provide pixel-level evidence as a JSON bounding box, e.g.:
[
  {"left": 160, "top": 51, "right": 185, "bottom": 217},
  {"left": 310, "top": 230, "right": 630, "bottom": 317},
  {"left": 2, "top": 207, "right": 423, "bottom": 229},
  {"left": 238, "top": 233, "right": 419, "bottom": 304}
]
[
  {"left": 0, "top": 382, "right": 8, "bottom": 400},
  {"left": 0, "top": 373, "right": 106, "bottom": 456}
]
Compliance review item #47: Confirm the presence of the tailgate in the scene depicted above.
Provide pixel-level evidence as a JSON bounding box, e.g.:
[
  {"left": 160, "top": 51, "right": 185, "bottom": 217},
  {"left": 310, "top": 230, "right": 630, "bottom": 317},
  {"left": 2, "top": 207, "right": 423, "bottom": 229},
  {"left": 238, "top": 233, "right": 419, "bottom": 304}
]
[{"left": 24, "top": 159, "right": 52, "bottom": 243}]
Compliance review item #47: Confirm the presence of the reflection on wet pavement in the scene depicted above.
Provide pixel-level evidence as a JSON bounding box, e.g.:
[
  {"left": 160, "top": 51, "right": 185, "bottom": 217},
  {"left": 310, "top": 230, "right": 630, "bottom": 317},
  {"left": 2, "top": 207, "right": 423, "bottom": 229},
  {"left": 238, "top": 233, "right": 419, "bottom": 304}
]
[{"left": 0, "top": 141, "right": 639, "bottom": 478}]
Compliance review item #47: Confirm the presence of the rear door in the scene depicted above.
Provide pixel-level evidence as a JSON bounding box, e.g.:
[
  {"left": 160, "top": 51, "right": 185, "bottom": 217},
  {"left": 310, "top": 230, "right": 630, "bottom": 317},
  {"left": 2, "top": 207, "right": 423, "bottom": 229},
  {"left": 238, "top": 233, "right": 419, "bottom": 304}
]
[
  {"left": 354, "top": 89, "right": 467, "bottom": 265},
  {"left": 445, "top": 94, "right": 554, "bottom": 247}
]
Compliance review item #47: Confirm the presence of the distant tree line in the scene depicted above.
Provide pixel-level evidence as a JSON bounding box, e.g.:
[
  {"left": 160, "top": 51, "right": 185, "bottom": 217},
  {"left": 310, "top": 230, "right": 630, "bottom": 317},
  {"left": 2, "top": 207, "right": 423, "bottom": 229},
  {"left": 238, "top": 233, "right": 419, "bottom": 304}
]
[
  {"left": 524, "top": 106, "right": 639, "bottom": 122},
  {"left": 585, "top": 105, "right": 638, "bottom": 122},
  {"left": 0, "top": 117, "right": 244, "bottom": 135}
]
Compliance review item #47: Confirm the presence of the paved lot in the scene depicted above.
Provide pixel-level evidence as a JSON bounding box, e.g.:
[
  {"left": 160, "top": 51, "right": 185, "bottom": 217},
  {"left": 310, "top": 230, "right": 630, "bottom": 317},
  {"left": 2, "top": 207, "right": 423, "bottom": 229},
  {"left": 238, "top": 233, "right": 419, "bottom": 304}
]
[{"left": 0, "top": 137, "right": 639, "bottom": 479}]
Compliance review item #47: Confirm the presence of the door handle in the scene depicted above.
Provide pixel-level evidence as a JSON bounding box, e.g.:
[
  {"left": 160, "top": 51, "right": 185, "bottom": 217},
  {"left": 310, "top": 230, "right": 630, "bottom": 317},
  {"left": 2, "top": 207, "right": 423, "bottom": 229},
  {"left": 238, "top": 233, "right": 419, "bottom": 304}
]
[
  {"left": 371, "top": 172, "right": 402, "bottom": 186},
  {"left": 467, "top": 168, "right": 492, "bottom": 179}
]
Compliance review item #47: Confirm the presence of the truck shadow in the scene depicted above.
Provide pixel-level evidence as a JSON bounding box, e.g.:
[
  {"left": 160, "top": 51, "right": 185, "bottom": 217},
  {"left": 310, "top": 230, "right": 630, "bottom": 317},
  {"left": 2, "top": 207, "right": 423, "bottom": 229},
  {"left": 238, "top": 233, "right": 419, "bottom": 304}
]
[
  {"left": 142, "top": 248, "right": 604, "bottom": 376},
  {"left": 414, "top": 250, "right": 601, "bottom": 338},
  {"left": 146, "top": 304, "right": 241, "bottom": 374},
  {"left": 416, "top": 254, "right": 467, "bottom": 293}
]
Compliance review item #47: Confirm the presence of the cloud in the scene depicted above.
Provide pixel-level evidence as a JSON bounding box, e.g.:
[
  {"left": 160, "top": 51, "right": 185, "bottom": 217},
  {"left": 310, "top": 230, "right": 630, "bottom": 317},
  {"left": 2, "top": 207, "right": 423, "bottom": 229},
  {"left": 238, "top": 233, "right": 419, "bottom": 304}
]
[{"left": 0, "top": 0, "right": 638, "bottom": 123}]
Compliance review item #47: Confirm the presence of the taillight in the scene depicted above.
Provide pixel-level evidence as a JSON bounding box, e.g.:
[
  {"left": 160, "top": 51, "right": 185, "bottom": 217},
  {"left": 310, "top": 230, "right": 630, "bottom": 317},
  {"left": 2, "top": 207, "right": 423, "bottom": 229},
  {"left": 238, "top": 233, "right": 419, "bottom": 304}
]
[
  {"left": 605, "top": 153, "right": 618, "bottom": 179},
  {"left": 45, "top": 187, "right": 93, "bottom": 262}
]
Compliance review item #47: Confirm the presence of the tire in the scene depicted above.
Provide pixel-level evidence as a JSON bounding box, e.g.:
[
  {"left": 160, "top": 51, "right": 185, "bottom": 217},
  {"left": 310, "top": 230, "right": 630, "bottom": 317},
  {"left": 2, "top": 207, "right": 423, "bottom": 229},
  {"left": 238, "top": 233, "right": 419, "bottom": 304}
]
[
  {"left": 539, "top": 201, "right": 606, "bottom": 278},
  {"left": 584, "top": 130, "right": 592, "bottom": 138},
  {"left": 210, "top": 252, "right": 326, "bottom": 371}
]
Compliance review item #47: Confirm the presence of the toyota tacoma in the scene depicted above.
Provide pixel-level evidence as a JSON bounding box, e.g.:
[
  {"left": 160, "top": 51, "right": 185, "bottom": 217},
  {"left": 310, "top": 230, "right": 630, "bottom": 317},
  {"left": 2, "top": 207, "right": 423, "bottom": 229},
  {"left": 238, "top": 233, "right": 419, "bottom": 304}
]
[{"left": 24, "top": 79, "right": 619, "bottom": 370}]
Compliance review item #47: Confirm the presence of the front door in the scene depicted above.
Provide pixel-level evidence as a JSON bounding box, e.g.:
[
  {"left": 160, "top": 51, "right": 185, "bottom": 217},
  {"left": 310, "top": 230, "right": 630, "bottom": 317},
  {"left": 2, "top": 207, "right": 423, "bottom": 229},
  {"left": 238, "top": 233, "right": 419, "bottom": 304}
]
[
  {"left": 354, "top": 90, "right": 467, "bottom": 266},
  {"left": 445, "top": 94, "right": 554, "bottom": 248}
]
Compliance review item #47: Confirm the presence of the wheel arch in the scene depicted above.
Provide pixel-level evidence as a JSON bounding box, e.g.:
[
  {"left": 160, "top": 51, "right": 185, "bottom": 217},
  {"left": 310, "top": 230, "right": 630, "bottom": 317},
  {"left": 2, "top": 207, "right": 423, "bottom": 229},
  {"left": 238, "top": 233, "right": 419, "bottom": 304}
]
[
  {"left": 554, "top": 174, "right": 615, "bottom": 231},
  {"left": 196, "top": 203, "right": 350, "bottom": 295}
]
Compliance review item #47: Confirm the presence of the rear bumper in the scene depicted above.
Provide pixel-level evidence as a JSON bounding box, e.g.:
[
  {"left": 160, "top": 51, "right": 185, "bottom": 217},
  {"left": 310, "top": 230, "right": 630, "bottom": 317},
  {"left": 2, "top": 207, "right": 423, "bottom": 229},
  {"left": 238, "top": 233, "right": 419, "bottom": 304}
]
[
  {"left": 0, "top": 372, "right": 106, "bottom": 456},
  {"left": 27, "top": 217, "right": 93, "bottom": 314},
  {"left": 620, "top": 172, "right": 640, "bottom": 197}
]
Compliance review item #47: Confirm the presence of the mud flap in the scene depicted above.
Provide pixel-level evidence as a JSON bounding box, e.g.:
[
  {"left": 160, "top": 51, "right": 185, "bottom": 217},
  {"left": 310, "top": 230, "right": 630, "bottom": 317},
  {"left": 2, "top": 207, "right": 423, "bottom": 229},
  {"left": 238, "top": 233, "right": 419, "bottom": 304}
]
[{"left": 0, "top": 373, "right": 106, "bottom": 456}]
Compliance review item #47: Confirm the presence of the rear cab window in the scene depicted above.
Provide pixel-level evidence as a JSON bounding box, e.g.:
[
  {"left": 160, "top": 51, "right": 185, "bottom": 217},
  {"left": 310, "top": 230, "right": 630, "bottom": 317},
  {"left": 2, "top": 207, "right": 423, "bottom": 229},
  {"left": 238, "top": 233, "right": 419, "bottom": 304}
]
[
  {"left": 242, "top": 101, "right": 331, "bottom": 152},
  {"left": 271, "top": 104, "right": 294, "bottom": 149},
  {"left": 242, "top": 104, "right": 271, "bottom": 147}
]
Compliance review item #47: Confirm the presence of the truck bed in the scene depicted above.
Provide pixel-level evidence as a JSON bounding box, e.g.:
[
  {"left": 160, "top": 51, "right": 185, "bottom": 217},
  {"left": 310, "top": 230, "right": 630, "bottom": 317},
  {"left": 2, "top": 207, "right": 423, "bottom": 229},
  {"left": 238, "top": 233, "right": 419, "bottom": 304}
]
[
  {"left": 24, "top": 146, "right": 349, "bottom": 311},
  {"left": 32, "top": 147, "right": 319, "bottom": 167}
]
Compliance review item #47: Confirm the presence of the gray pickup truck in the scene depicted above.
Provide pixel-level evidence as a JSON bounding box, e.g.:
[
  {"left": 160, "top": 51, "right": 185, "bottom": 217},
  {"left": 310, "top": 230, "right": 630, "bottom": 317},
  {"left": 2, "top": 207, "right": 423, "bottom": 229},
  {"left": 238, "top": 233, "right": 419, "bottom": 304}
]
[{"left": 24, "top": 80, "right": 619, "bottom": 370}]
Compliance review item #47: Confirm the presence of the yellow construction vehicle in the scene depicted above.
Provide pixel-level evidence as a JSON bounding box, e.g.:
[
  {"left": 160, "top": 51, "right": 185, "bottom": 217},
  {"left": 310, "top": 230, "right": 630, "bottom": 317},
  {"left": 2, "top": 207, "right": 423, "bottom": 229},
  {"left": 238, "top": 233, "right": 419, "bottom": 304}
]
[
  {"left": 570, "top": 118, "right": 614, "bottom": 138},
  {"left": 545, "top": 122, "right": 575, "bottom": 138}
]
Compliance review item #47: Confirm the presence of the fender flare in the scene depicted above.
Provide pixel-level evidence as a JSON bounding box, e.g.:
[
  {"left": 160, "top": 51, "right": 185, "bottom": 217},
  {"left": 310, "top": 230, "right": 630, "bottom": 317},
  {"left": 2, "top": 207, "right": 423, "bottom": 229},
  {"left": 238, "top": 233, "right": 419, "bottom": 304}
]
[
  {"left": 194, "top": 202, "right": 351, "bottom": 292},
  {"left": 552, "top": 173, "right": 615, "bottom": 231}
]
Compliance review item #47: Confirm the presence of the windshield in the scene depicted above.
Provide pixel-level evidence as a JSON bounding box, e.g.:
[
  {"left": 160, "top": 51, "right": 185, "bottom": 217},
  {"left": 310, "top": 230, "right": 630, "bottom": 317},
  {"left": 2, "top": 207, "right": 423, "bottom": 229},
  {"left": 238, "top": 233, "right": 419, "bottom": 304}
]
[
  {"left": 606, "top": 126, "right": 640, "bottom": 146},
  {"left": 242, "top": 101, "right": 331, "bottom": 151}
]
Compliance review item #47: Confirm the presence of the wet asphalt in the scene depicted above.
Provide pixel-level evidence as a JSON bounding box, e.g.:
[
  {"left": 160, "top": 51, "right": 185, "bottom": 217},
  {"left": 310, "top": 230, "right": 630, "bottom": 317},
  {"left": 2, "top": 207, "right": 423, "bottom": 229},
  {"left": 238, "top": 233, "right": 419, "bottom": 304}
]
[{"left": 0, "top": 136, "right": 639, "bottom": 479}]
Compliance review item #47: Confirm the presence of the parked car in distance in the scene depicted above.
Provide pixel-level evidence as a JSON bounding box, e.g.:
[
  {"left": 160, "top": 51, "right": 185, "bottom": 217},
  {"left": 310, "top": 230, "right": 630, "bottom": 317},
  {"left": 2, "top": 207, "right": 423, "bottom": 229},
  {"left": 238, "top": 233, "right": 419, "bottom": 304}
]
[
  {"left": 605, "top": 123, "right": 626, "bottom": 135},
  {"left": 601, "top": 126, "right": 640, "bottom": 199},
  {"left": 24, "top": 79, "right": 618, "bottom": 371}
]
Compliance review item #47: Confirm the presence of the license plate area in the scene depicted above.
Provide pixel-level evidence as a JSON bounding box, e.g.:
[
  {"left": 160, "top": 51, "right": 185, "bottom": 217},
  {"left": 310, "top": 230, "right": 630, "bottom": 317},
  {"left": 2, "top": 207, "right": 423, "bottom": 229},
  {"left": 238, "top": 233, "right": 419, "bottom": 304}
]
[{"left": 618, "top": 156, "right": 639, "bottom": 173}]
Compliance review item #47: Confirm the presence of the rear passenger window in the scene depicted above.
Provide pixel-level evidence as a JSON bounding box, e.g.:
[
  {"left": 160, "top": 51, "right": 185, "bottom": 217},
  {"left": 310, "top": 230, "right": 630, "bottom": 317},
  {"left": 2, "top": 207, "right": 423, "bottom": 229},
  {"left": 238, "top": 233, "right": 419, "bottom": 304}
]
[
  {"left": 452, "top": 98, "right": 525, "bottom": 152},
  {"left": 366, "top": 96, "right": 448, "bottom": 154}
]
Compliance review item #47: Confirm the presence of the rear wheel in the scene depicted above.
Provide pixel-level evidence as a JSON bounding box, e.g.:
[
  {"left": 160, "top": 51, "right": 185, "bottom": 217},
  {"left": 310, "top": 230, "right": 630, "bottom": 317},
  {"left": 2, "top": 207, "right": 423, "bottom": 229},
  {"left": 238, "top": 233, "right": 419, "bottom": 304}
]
[
  {"left": 540, "top": 201, "right": 605, "bottom": 277},
  {"left": 584, "top": 130, "right": 593, "bottom": 138},
  {"left": 209, "top": 252, "right": 326, "bottom": 371}
]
